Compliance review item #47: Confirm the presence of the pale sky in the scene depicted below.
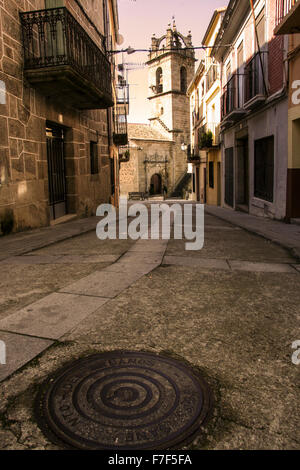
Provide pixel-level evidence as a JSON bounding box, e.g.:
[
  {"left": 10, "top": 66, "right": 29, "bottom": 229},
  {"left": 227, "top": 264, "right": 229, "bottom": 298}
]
[{"left": 117, "top": 0, "right": 229, "bottom": 123}]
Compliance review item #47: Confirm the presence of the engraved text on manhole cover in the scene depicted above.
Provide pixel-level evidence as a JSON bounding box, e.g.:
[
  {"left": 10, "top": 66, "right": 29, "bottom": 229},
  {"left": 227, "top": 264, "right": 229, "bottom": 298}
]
[{"left": 36, "top": 351, "right": 212, "bottom": 449}]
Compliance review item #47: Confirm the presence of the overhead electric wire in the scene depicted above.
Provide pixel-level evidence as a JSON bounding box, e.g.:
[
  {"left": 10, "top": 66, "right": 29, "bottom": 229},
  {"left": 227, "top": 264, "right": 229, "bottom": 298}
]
[{"left": 108, "top": 44, "right": 233, "bottom": 54}]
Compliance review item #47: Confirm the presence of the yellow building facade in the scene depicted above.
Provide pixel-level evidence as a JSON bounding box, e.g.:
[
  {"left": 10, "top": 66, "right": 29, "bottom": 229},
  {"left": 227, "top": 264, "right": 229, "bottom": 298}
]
[{"left": 187, "top": 8, "right": 226, "bottom": 205}]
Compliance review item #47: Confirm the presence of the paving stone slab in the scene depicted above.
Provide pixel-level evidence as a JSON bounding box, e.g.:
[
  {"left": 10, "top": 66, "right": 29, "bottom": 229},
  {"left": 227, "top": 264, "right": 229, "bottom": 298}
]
[
  {"left": 205, "top": 206, "right": 300, "bottom": 258},
  {"left": 292, "top": 265, "right": 300, "bottom": 272},
  {"left": 60, "top": 270, "right": 143, "bottom": 298},
  {"left": 104, "top": 261, "right": 159, "bottom": 275},
  {"left": 0, "top": 293, "right": 108, "bottom": 340},
  {"left": 228, "top": 260, "right": 296, "bottom": 273},
  {"left": 121, "top": 252, "right": 164, "bottom": 264},
  {"left": 163, "top": 256, "right": 229, "bottom": 270},
  {"left": 0, "top": 331, "right": 53, "bottom": 382},
  {"left": 53, "top": 254, "right": 119, "bottom": 264}
]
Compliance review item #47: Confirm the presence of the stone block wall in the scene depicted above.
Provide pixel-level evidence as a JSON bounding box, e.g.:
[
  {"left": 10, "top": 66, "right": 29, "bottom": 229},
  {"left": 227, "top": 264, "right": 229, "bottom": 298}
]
[{"left": 0, "top": 0, "right": 113, "bottom": 232}]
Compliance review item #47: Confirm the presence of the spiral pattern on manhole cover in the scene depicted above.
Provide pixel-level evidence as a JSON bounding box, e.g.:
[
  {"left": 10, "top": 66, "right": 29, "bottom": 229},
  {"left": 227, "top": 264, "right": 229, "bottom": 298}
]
[{"left": 36, "top": 351, "right": 212, "bottom": 450}]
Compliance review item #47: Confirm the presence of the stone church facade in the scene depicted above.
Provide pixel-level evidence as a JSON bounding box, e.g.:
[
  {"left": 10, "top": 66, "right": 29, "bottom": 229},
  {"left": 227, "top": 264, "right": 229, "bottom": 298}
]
[
  {"left": 120, "top": 124, "right": 174, "bottom": 196},
  {"left": 120, "top": 22, "right": 195, "bottom": 197}
]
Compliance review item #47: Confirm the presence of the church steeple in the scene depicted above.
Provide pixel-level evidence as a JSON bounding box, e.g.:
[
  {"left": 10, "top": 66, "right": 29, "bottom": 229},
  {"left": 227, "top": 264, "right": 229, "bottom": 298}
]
[
  {"left": 145, "top": 24, "right": 195, "bottom": 192},
  {"left": 148, "top": 23, "right": 195, "bottom": 62}
]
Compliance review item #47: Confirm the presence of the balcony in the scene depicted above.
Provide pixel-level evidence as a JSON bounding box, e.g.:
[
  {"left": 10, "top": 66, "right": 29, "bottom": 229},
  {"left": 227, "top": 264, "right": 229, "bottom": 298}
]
[
  {"left": 221, "top": 73, "right": 246, "bottom": 125},
  {"left": 198, "top": 123, "right": 220, "bottom": 150},
  {"left": 20, "top": 7, "right": 113, "bottom": 109},
  {"left": 113, "top": 105, "right": 128, "bottom": 146},
  {"left": 187, "top": 145, "right": 200, "bottom": 163},
  {"left": 244, "top": 52, "right": 268, "bottom": 110},
  {"left": 116, "top": 83, "right": 129, "bottom": 114},
  {"left": 275, "top": 0, "right": 300, "bottom": 34}
]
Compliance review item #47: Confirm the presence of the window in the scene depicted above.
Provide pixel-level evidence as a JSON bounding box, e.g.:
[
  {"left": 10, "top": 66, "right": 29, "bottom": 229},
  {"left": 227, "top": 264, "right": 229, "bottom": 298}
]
[
  {"left": 90, "top": 142, "right": 98, "bottom": 175},
  {"left": 206, "top": 65, "right": 218, "bottom": 91},
  {"left": 226, "top": 61, "right": 231, "bottom": 81},
  {"left": 256, "top": 8, "right": 265, "bottom": 51},
  {"left": 237, "top": 42, "right": 244, "bottom": 69},
  {"left": 209, "top": 161, "right": 214, "bottom": 188},
  {"left": 156, "top": 68, "right": 163, "bottom": 94},
  {"left": 180, "top": 67, "right": 187, "bottom": 93},
  {"left": 254, "top": 136, "right": 274, "bottom": 202}
]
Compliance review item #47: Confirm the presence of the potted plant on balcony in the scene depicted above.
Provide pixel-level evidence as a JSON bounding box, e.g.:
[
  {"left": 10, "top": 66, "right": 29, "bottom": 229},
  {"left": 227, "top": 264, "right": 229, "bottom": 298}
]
[{"left": 199, "top": 130, "right": 213, "bottom": 150}]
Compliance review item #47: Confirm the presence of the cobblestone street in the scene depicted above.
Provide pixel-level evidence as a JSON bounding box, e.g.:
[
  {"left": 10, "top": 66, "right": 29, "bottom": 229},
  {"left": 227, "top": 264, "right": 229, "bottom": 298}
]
[{"left": 0, "top": 205, "right": 299, "bottom": 449}]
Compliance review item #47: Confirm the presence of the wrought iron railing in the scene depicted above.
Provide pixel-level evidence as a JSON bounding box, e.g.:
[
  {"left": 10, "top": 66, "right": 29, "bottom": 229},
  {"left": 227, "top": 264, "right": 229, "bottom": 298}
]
[
  {"left": 221, "top": 73, "right": 244, "bottom": 119},
  {"left": 244, "top": 51, "right": 268, "bottom": 103},
  {"left": 113, "top": 105, "right": 128, "bottom": 146},
  {"left": 187, "top": 145, "right": 200, "bottom": 162},
  {"left": 20, "top": 7, "right": 112, "bottom": 100},
  {"left": 276, "top": 0, "right": 298, "bottom": 25}
]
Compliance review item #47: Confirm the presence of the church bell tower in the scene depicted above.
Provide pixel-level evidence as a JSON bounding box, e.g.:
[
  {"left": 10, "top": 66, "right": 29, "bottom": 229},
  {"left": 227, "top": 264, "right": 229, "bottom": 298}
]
[{"left": 146, "top": 21, "right": 196, "bottom": 189}]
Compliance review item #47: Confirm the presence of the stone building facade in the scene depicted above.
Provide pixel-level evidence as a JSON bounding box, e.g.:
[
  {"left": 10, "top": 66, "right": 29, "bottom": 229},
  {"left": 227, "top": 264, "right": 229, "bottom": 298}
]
[
  {"left": 120, "top": 22, "right": 195, "bottom": 198},
  {"left": 120, "top": 124, "right": 174, "bottom": 196},
  {"left": 0, "top": 0, "right": 121, "bottom": 233}
]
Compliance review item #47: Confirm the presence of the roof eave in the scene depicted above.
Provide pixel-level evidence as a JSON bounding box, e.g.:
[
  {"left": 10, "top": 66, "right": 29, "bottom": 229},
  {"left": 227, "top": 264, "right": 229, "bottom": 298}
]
[{"left": 211, "top": 0, "right": 250, "bottom": 61}]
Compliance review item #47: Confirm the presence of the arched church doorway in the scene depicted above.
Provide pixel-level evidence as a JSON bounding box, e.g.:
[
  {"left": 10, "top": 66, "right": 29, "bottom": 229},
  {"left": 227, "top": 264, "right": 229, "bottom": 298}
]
[{"left": 150, "top": 173, "right": 162, "bottom": 195}]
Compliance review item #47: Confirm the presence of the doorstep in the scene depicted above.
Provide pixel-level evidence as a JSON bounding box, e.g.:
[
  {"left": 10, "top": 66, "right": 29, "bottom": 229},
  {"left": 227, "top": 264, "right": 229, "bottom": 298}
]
[{"left": 50, "top": 214, "right": 78, "bottom": 226}]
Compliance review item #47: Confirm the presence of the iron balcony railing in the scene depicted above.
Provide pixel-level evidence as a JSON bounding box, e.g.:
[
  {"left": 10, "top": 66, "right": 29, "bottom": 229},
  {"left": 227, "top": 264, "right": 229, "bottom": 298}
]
[
  {"left": 187, "top": 145, "right": 200, "bottom": 163},
  {"left": 20, "top": 7, "right": 112, "bottom": 104},
  {"left": 221, "top": 73, "right": 244, "bottom": 119},
  {"left": 113, "top": 105, "right": 128, "bottom": 146},
  {"left": 276, "top": 0, "right": 298, "bottom": 25},
  {"left": 244, "top": 51, "right": 268, "bottom": 104}
]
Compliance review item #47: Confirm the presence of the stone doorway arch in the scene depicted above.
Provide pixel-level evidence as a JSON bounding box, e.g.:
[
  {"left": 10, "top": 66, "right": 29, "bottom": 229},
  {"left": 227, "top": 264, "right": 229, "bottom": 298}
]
[{"left": 150, "top": 173, "right": 162, "bottom": 195}]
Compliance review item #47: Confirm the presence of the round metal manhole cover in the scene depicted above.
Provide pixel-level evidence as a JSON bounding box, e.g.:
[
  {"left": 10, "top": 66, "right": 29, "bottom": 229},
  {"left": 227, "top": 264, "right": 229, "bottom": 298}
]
[{"left": 36, "top": 351, "right": 212, "bottom": 450}]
